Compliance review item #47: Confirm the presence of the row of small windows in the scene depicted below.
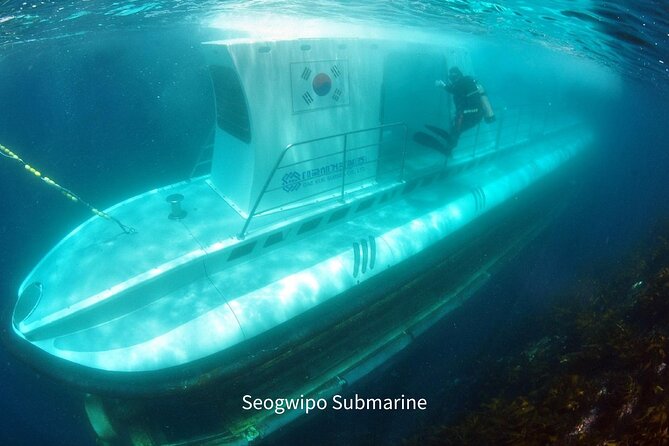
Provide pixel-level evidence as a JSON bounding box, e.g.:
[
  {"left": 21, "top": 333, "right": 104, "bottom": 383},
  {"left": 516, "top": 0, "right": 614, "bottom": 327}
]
[
  {"left": 225, "top": 189, "right": 396, "bottom": 264},
  {"left": 224, "top": 165, "right": 463, "bottom": 266}
]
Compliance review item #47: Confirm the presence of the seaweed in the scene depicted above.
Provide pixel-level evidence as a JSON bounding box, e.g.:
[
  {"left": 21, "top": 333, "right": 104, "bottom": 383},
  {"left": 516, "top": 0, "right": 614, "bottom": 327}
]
[{"left": 405, "top": 220, "right": 669, "bottom": 445}]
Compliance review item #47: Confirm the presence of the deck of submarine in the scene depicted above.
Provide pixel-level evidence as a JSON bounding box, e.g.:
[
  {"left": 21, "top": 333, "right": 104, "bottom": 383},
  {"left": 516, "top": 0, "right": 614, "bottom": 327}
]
[
  {"left": 19, "top": 143, "right": 450, "bottom": 327},
  {"left": 14, "top": 127, "right": 588, "bottom": 374}
]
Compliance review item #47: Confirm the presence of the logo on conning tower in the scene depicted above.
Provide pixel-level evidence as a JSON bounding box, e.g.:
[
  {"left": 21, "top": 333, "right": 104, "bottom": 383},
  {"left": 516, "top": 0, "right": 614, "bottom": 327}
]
[{"left": 282, "top": 171, "right": 302, "bottom": 192}]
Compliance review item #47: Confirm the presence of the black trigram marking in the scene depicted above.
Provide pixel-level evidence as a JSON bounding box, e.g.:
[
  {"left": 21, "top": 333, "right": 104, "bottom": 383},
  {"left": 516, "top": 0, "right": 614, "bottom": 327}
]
[
  {"left": 302, "top": 91, "right": 314, "bottom": 104},
  {"left": 332, "top": 88, "right": 342, "bottom": 102},
  {"left": 301, "top": 67, "right": 312, "bottom": 80},
  {"left": 331, "top": 65, "right": 341, "bottom": 78}
]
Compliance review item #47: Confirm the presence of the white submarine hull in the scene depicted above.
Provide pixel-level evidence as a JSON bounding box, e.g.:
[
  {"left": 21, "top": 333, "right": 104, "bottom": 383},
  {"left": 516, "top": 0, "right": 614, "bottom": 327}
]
[
  {"left": 9, "top": 126, "right": 590, "bottom": 444},
  {"left": 78, "top": 128, "right": 588, "bottom": 445},
  {"left": 10, "top": 128, "right": 587, "bottom": 385}
]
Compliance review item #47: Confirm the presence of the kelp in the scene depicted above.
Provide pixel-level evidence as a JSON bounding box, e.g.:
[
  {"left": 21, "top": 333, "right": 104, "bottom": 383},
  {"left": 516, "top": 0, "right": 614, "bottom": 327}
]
[{"left": 406, "top": 220, "right": 669, "bottom": 445}]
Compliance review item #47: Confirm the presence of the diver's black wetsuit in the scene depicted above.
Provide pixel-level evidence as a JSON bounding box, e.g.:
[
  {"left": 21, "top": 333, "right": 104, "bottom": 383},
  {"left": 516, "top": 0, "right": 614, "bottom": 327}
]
[{"left": 444, "top": 75, "right": 483, "bottom": 144}]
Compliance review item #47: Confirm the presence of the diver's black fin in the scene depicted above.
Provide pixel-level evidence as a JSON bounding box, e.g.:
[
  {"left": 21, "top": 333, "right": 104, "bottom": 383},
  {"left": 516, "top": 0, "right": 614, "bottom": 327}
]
[
  {"left": 412, "top": 132, "right": 453, "bottom": 157},
  {"left": 425, "top": 124, "right": 452, "bottom": 144}
]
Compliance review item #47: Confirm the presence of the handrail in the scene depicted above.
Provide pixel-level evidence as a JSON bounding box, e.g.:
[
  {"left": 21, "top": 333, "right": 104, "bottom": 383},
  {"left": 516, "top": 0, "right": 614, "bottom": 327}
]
[
  {"left": 238, "top": 122, "right": 407, "bottom": 239},
  {"left": 236, "top": 103, "right": 577, "bottom": 240},
  {"left": 458, "top": 102, "right": 577, "bottom": 160}
]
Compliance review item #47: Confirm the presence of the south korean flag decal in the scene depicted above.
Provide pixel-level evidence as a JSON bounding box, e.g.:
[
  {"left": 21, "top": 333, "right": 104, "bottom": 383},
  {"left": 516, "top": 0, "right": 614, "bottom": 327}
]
[{"left": 291, "top": 60, "right": 349, "bottom": 112}]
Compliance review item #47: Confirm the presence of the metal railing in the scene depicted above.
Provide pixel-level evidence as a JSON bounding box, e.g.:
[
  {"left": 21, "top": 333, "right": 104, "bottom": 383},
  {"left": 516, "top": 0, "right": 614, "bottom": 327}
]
[
  {"left": 454, "top": 102, "right": 580, "bottom": 162},
  {"left": 238, "top": 122, "right": 408, "bottom": 239},
  {"left": 236, "top": 103, "right": 579, "bottom": 239}
]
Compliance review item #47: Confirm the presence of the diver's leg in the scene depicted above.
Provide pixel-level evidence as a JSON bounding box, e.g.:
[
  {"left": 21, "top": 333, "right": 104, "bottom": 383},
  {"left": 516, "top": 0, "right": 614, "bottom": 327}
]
[
  {"left": 450, "top": 114, "right": 463, "bottom": 146},
  {"left": 459, "top": 113, "right": 482, "bottom": 134}
]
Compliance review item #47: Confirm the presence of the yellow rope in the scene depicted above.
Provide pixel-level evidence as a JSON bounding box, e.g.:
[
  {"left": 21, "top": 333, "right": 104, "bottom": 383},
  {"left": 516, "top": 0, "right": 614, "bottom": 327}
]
[{"left": 0, "top": 143, "right": 136, "bottom": 234}]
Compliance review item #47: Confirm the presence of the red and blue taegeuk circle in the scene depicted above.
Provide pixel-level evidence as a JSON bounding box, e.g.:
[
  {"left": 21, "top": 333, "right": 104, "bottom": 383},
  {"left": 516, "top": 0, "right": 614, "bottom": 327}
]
[{"left": 312, "top": 73, "right": 332, "bottom": 96}]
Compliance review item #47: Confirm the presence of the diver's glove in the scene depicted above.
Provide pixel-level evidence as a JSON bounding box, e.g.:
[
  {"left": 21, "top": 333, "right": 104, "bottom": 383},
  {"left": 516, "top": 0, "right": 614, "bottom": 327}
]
[{"left": 435, "top": 80, "right": 446, "bottom": 88}]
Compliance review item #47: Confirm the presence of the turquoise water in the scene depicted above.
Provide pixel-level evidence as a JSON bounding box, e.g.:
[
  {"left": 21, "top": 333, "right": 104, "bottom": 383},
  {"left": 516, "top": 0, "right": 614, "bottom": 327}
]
[
  {"left": 1, "top": 1, "right": 666, "bottom": 91},
  {"left": 1, "top": 1, "right": 668, "bottom": 445}
]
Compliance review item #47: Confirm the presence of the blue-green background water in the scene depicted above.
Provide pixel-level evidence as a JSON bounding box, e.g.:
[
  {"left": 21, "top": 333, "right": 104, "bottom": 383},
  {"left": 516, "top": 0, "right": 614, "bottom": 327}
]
[{"left": 1, "top": 1, "right": 668, "bottom": 445}]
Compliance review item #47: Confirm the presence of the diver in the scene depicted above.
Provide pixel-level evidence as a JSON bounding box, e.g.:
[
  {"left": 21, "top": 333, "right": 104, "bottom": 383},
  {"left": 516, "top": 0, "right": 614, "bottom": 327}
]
[{"left": 433, "top": 66, "right": 495, "bottom": 149}]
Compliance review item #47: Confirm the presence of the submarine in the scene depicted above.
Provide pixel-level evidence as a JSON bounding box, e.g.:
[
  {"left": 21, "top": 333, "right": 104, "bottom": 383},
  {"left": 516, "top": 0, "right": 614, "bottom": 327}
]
[{"left": 7, "top": 37, "right": 591, "bottom": 445}]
